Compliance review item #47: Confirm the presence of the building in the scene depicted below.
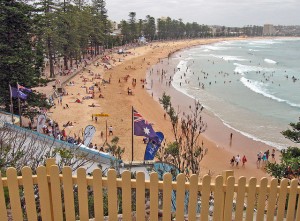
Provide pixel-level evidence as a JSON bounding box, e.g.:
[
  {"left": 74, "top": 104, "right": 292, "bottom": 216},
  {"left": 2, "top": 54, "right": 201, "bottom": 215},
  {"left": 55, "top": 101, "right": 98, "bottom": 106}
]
[{"left": 263, "top": 24, "right": 275, "bottom": 36}]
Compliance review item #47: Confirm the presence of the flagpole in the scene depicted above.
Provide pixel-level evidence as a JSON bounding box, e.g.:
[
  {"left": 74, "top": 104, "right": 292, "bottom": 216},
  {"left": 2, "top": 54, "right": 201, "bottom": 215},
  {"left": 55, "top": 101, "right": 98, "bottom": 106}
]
[
  {"left": 17, "top": 83, "right": 22, "bottom": 127},
  {"left": 132, "top": 106, "right": 134, "bottom": 162},
  {"left": 9, "top": 84, "right": 14, "bottom": 123}
]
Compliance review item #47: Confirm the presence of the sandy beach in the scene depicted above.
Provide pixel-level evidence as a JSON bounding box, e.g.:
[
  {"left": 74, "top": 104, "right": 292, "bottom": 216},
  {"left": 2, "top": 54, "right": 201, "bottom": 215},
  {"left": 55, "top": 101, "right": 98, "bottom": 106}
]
[{"left": 43, "top": 38, "right": 280, "bottom": 180}]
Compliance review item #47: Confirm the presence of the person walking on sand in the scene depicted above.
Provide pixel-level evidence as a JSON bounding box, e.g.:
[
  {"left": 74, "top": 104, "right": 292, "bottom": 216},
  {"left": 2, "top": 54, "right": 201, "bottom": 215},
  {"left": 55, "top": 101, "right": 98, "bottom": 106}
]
[
  {"left": 108, "top": 126, "right": 113, "bottom": 136},
  {"left": 257, "top": 151, "right": 262, "bottom": 168},
  {"left": 271, "top": 149, "right": 276, "bottom": 162},
  {"left": 235, "top": 155, "right": 241, "bottom": 168},
  {"left": 242, "top": 155, "right": 247, "bottom": 167},
  {"left": 230, "top": 156, "right": 235, "bottom": 167}
]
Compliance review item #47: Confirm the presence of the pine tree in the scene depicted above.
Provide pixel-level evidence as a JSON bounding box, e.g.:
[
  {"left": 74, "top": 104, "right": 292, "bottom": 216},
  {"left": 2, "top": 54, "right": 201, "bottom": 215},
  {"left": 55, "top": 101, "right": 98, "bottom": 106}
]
[{"left": 0, "top": 0, "right": 43, "bottom": 108}]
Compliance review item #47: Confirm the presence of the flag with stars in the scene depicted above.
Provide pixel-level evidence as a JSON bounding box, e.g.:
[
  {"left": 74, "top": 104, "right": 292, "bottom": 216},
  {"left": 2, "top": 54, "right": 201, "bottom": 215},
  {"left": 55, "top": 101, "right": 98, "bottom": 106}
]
[{"left": 133, "top": 109, "right": 157, "bottom": 138}]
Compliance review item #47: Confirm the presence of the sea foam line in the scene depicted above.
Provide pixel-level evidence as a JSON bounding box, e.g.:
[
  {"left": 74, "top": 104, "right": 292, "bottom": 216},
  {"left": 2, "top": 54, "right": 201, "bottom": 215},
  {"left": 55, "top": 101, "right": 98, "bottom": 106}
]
[
  {"left": 222, "top": 121, "right": 286, "bottom": 150},
  {"left": 209, "top": 54, "right": 247, "bottom": 61},
  {"left": 240, "top": 77, "right": 300, "bottom": 108},
  {"left": 264, "top": 58, "right": 277, "bottom": 64}
]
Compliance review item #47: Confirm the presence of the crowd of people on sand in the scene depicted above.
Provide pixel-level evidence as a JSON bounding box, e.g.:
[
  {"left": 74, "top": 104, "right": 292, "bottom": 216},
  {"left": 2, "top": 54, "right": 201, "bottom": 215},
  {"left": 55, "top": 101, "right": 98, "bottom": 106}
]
[
  {"left": 229, "top": 149, "right": 277, "bottom": 170},
  {"left": 256, "top": 149, "right": 276, "bottom": 168},
  {"left": 32, "top": 115, "right": 117, "bottom": 154}
]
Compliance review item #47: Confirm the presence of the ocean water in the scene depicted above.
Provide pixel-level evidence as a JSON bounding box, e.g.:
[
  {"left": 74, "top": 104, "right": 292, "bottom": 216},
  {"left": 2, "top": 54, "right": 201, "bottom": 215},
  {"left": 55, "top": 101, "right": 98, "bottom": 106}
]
[{"left": 170, "top": 38, "right": 300, "bottom": 149}]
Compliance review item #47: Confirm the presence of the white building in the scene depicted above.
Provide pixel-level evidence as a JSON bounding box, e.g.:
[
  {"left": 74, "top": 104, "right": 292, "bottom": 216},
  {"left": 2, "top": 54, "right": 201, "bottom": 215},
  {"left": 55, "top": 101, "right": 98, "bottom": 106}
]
[{"left": 263, "top": 24, "right": 275, "bottom": 36}]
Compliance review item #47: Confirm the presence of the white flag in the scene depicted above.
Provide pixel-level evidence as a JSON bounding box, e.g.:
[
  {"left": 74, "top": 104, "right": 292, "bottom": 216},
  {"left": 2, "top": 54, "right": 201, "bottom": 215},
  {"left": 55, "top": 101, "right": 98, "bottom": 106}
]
[{"left": 83, "top": 125, "right": 96, "bottom": 146}]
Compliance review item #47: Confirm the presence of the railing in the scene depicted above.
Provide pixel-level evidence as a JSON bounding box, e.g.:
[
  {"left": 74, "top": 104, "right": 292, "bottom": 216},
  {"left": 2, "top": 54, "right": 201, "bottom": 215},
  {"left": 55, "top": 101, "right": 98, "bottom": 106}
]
[
  {"left": 2, "top": 121, "right": 117, "bottom": 165},
  {"left": 1, "top": 159, "right": 300, "bottom": 221}
]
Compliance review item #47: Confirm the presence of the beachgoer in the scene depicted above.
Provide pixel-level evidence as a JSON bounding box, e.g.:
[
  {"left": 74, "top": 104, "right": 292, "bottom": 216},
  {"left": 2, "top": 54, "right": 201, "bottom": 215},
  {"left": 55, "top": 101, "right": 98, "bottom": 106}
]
[
  {"left": 262, "top": 153, "right": 267, "bottom": 165},
  {"left": 95, "top": 117, "right": 98, "bottom": 122},
  {"left": 242, "top": 155, "right": 247, "bottom": 166},
  {"left": 257, "top": 151, "right": 262, "bottom": 168},
  {"left": 108, "top": 126, "right": 113, "bottom": 136},
  {"left": 271, "top": 149, "right": 276, "bottom": 161},
  {"left": 230, "top": 156, "right": 235, "bottom": 167},
  {"left": 235, "top": 155, "right": 240, "bottom": 168}
]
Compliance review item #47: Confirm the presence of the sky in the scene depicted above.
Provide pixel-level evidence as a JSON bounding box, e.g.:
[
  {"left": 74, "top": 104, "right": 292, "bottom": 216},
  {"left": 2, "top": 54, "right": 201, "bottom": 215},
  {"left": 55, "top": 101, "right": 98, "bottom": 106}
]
[{"left": 106, "top": 0, "right": 300, "bottom": 27}]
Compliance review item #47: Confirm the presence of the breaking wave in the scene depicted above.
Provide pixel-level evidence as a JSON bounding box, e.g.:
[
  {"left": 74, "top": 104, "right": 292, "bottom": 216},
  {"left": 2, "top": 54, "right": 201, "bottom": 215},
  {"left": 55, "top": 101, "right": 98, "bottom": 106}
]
[{"left": 240, "top": 77, "right": 300, "bottom": 108}]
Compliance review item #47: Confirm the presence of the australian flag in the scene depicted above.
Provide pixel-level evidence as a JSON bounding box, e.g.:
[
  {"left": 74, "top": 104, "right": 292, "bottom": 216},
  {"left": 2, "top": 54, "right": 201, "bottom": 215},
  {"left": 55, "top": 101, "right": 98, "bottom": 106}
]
[
  {"left": 10, "top": 86, "right": 28, "bottom": 100},
  {"left": 133, "top": 109, "right": 157, "bottom": 138},
  {"left": 17, "top": 84, "right": 32, "bottom": 93}
]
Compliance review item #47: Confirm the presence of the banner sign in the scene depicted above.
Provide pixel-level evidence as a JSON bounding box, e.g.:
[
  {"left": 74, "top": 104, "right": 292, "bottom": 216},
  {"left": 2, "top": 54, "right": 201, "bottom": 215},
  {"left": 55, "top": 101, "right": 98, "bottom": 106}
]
[
  {"left": 37, "top": 114, "right": 46, "bottom": 133},
  {"left": 144, "top": 132, "right": 164, "bottom": 161},
  {"left": 92, "top": 113, "right": 109, "bottom": 117},
  {"left": 83, "top": 125, "right": 96, "bottom": 146}
]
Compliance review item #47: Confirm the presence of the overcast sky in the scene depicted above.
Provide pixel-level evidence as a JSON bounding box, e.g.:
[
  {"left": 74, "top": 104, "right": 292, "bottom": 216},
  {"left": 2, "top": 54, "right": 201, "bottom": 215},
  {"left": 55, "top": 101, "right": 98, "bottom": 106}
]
[{"left": 106, "top": 0, "right": 300, "bottom": 27}]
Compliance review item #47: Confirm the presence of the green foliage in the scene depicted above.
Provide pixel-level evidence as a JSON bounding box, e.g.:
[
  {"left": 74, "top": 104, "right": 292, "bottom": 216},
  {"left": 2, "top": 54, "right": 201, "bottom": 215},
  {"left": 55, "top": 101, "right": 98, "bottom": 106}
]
[
  {"left": 0, "top": 0, "right": 43, "bottom": 107},
  {"left": 267, "top": 118, "right": 300, "bottom": 180},
  {"left": 159, "top": 92, "right": 171, "bottom": 111},
  {"left": 281, "top": 121, "right": 300, "bottom": 143},
  {"left": 266, "top": 147, "right": 300, "bottom": 180},
  {"left": 105, "top": 136, "right": 125, "bottom": 160},
  {"left": 165, "top": 142, "right": 180, "bottom": 156}
]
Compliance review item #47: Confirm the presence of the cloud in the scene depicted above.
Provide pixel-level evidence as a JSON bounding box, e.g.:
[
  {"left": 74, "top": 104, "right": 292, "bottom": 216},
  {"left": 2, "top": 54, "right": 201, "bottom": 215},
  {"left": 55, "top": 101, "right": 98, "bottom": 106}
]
[{"left": 106, "top": 0, "right": 300, "bottom": 26}]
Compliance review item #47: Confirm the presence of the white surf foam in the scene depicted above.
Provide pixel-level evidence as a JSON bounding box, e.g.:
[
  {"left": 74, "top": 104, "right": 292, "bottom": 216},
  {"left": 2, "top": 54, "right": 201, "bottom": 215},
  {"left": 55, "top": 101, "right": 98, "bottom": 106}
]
[
  {"left": 233, "top": 63, "right": 273, "bottom": 74},
  {"left": 209, "top": 54, "right": 247, "bottom": 61},
  {"left": 249, "top": 49, "right": 259, "bottom": 52},
  {"left": 222, "top": 121, "right": 287, "bottom": 150},
  {"left": 201, "top": 45, "right": 229, "bottom": 51},
  {"left": 240, "top": 77, "right": 300, "bottom": 108},
  {"left": 264, "top": 58, "right": 277, "bottom": 64}
]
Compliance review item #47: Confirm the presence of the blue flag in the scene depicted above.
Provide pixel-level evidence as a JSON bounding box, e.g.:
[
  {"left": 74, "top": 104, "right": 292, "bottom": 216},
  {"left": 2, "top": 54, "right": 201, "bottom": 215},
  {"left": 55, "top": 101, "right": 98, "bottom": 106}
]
[
  {"left": 133, "top": 109, "right": 157, "bottom": 138},
  {"left": 17, "top": 84, "right": 32, "bottom": 93},
  {"left": 144, "top": 132, "right": 164, "bottom": 160},
  {"left": 10, "top": 87, "right": 27, "bottom": 100}
]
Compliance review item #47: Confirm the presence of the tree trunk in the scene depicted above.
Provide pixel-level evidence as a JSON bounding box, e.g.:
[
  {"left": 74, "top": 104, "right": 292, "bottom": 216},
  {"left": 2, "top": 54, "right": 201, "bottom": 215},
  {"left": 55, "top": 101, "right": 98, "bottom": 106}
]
[
  {"left": 64, "top": 55, "right": 68, "bottom": 70},
  {"left": 47, "top": 37, "right": 55, "bottom": 78}
]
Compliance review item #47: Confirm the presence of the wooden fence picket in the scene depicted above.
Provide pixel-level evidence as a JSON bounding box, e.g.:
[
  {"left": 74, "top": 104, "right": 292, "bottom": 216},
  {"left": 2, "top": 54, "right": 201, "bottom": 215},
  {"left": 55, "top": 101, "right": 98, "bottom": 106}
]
[
  {"left": 266, "top": 178, "right": 278, "bottom": 221},
  {"left": 234, "top": 176, "right": 246, "bottom": 221},
  {"left": 49, "top": 165, "right": 63, "bottom": 221},
  {"left": 213, "top": 176, "right": 224, "bottom": 221},
  {"left": 107, "top": 169, "right": 118, "bottom": 221},
  {"left": 286, "top": 179, "right": 298, "bottom": 221},
  {"left": 245, "top": 177, "right": 257, "bottom": 221},
  {"left": 149, "top": 172, "right": 159, "bottom": 221},
  {"left": 199, "top": 175, "right": 211, "bottom": 221},
  {"left": 175, "top": 173, "right": 186, "bottom": 221},
  {"left": 295, "top": 186, "right": 300, "bottom": 221},
  {"left": 223, "top": 176, "right": 235, "bottom": 221},
  {"left": 0, "top": 173, "right": 7, "bottom": 221},
  {"left": 36, "top": 166, "right": 52, "bottom": 221},
  {"left": 136, "top": 172, "right": 145, "bottom": 221},
  {"left": 21, "top": 167, "right": 37, "bottom": 221},
  {"left": 62, "top": 166, "right": 76, "bottom": 221},
  {"left": 255, "top": 177, "right": 268, "bottom": 221},
  {"left": 162, "top": 173, "right": 172, "bottom": 221},
  {"left": 121, "top": 170, "right": 132, "bottom": 221},
  {"left": 77, "top": 167, "right": 89, "bottom": 221},
  {"left": 188, "top": 174, "right": 199, "bottom": 221},
  {"left": 93, "top": 168, "right": 104, "bottom": 221},
  {"left": 6, "top": 167, "right": 23, "bottom": 221},
  {"left": 275, "top": 179, "right": 288, "bottom": 221}
]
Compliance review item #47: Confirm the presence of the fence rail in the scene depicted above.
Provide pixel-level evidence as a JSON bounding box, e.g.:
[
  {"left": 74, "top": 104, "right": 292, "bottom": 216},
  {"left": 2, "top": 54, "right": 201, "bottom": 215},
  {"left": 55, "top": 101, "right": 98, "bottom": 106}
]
[{"left": 1, "top": 159, "right": 300, "bottom": 221}]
